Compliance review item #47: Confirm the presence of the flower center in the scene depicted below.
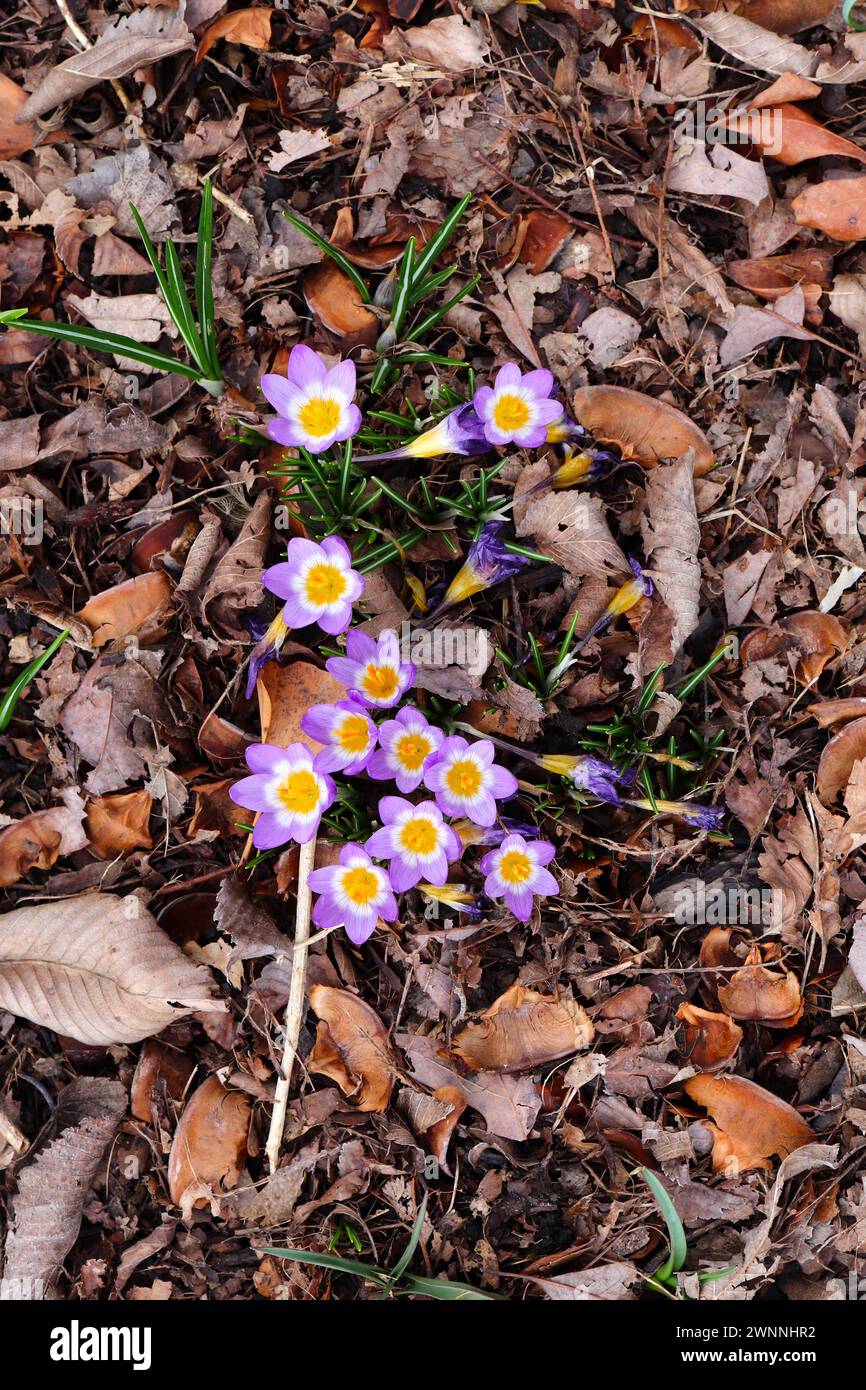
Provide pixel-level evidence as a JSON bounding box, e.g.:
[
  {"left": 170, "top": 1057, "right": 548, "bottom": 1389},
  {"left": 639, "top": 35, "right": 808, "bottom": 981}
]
[
  {"left": 276, "top": 769, "right": 321, "bottom": 816},
  {"left": 399, "top": 817, "right": 438, "bottom": 857},
  {"left": 362, "top": 663, "right": 398, "bottom": 701},
  {"left": 492, "top": 393, "right": 531, "bottom": 433},
  {"left": 498, "top": 849, "right": 532, "bottom": 885},
  {"left": 445, "top": 758, "right": 482, "bottom": 799},
  {"left": 340, "top": 864, "right": 379, "bottom": 906},
  {"left": 298, "top": 396, "right": 341, "bottom": 439},
  {"left": 396, "top": 733, "right": 432, "bottom": 772},
  {"left": 336, "top": 712, "right": 370, "bottom": 756},
  {"left": 304, "top": 562, "right": 347, "bottom": 608}
]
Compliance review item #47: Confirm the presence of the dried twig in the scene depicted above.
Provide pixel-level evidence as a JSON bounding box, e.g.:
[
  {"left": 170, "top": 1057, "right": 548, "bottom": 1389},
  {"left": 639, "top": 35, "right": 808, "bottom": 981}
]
[{"left": 264, "top": 836, "right": 316, "bottom": 1172}]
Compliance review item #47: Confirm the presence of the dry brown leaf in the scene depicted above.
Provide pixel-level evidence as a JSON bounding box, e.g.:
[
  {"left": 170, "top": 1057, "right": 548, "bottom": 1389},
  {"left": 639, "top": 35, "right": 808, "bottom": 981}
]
[
  {"left": 784, "top": 610, "right": 846, "bottom": 684},
  {"left": 452, "top": 984, "right": 594, "bottom": 1073},
  {"left": 20, "top": 6, "right": 194, "bottom": 120},
  {"left": 60, "top": 652, "right": 170, "bottom": 794},
  {"left": 727, "top": 248, "right": 833, "bottom": 311},
  {"left": 750, "top": 73, "right": 822, "bottom": 105},
  {"left": 667, "top": 138, "right": 770, "bottom": 205},
  {"left": 130, "top": 1039, "right": 196, "bottom": 1122},
  {"left": 573, "top": 385, "right": 715, "bottom": 476},
  {"left": 717, "top": 964, "right": 803, "bottom": 1027},
  {"left": 0, "top": 787, "right": 87, "bottom": 887},
  {"left": 308, "top": 984, "right": 395, "bottom": 1112},
  {"left": 627, "top": 203, "right": 733, "bottom": 315},
  {"left": 213, "top": 874, "right": 286, "bottom": 964},
  {"left": 195, "top": 6, "right": 272, "bottom": 63},
  {"left": 168, "top": 1076, "right": 251, "bottom": 1214},
  {"left": 2, "top": 1078, "right": 126, "bottom": 1299},
  {"left": 688, "top": 12, "right": 817, "bottom": 78},
  {"left": 641, "top": 456, "right": 701, "bottom": 667},
  {"left": 807, "top": 698, "right": 866, "bottom": 729},
  {"left": 303, "top": 261, "right": 378, "bottom": 341},
  {"left": 0, "top": 893, "right": 223, "bottom": 1044},
  {"left": 829, "top": 272, "right": 866, "bottom": 354},
  {"left": 397, "top": 1030, "right": 541, "bottom": 1141},
  {"left": 720, "top": 285, "right": 813, "bottom": 365},
  {"left": 518, "top": 210, "right": 573, "bottom": 274},
  {"left": 257, "top": 659, "right": 347, "bottom": 749},
  {"left": 201, "top": 493, "right": 271, "bottom": 638},
  {"left": 735, "top": 0, "right": 836, "bottom": 35},
  {"left": 792, "top": 177, "right": 866, "bottom": 243},
  {"left": 76, "top": 572, "right": 174, "bottom": 648},
  {"left": 677, "top": 1003, "right": 743, "bottom": 1070},
  {"left": 738, "top": 104, "right": 866, "bottom": 166},
  {"left": 514, "top": 465, "right": 628, "bottom": 580},
  {"left": 684, "top": 1073, "right": 814, "bottom": 1172},
  {"left": 0, "top": 72, "right": 37, "bottom": 159},
  {"left": 85, "top": 791, "right": 153, "bottom": 859},
  {"left": 818, "top": 716, "right": 866, "bottom": 805},
  {"left": 383, "top": 15, "right": 488, "bottom": 72}
]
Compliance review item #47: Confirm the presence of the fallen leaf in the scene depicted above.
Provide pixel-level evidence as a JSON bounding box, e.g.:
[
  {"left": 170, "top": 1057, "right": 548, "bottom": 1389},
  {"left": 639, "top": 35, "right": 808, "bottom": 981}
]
[
  {"left": 213, "top": 874, "right": 287, "bottom": 964},
  {"left": 195, "top": 6, "right": 272, "bottom": 63},
  {"left": 308, "top": 984, "right": 395, "bottom": 1112},
  {"left": 684, "top": 1073, "right": 814, "bottom": 1172},
  {"left": 717, "top": 963, "right": 803, "bottom": 1027},
  {"left": 67, "top": 146, "right": 178, "bottom": 243},
  {"left": 168, "top": 1076, "right": 251, "bottom": 1214},
  {"left": 0, "top": 72, "right": 36, "bottom": 159},
  {"left": 733, "top": 0, "right": 836, "bottom": 36},
  {"left": 20, "top": 6, "right": 194, "bottom": 120},
  {"left": 792, "top": 176, "right": 866, "bottom": 243},
  {"left": 130, "top": 1039, "right": 196, "bottom": 1122},
  {"left": 573, "top": 385, "right": 715, "bottom": 476},
  {"left": 677, "top": 1003, "right": 743, "bottom": 1070},
  {"left": 0, "top": 892, "right": 223, "bottom": 1044},
  {"left": 0, "top": 787, "right": 87, "bottom": 887},
  {"left": 303, "top": 261, "right": 377, "bottom": 340},
  {"left": 60, "top": 652, "right": 170, "bottom": 794},
  {"left": 514, "top": 466, "right": 629, "bottom": 580},
  {"left": 807, "top": 698, "right": 866, "bottom": 729},
  {"left": 201, "top": 492, "right": 271, "bottom": 638},
  {"left": 76, "top": 572, "right": 174, "bottom": 648},
  {"left": 829, "top": 272, "right": 866, "bottom": 355},
  {"left": 689, "top": 12, "right": 818, "bottom": 79},
  {"left": 641, "top": 456, "right": 701, "bottom": 667},
  {"left": 540, "top": 1262, "right": 642, "bottom": 1301},
  {"left": 731, "top": 104, "right": 866, "bottom": 167},
  {"left": 452, "top": 984, "right": 594, "bottom": 1072},
  {"left": 398, "top": 1030, "right": 541, "bottom": 1141},
  {"left": 518, "top": 210, "right": 573, "bottom": 274},
  {"left": 85, "top": 791, "right": 153, "bottom": 859},
  {"left": 2, "top": 1078, "right": 126, "bottom": 1300},
  {"left": 818, "top": 716, "right": 866, "bottom": 805},
  {"left": 720, "top": 285, "right": 813, "bottom": 365},
  {"left": 668, "top": 138, "right": 770, "bottom": 205},
  {"left": 384, "top": 15, "right": 488, "bottom": 72},
  {"left": 257, "top": 659, "right": 347, "bottom": 749},
  {"left": 268, "top": 127, "right": 332, "bottom": 172}
]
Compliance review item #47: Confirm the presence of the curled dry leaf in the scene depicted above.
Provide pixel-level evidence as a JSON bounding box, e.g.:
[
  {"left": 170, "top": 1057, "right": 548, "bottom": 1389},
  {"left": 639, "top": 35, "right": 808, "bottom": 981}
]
[
  {"left": 792, "top": 177, "right": 866, "bottom": 243},
  {"left": 572, "top": 385, "right": 714, "bottom": 476},
  {"left": 195, "top": 6, "right": 273, "bottom": 63},
  {"left": 76, "top": 572, "right": 174, "bottom": 648},
  {"left": 0, "top": 893, "right": 223, "bottom": 1045},
  {"left": 684, "top": 1073, "right": 814, "bottom": 1172},
  {"left": 85, "top": 790, "right": 153, "bottom": 859},
  {"left": 167, "top": 1076, "right": 251, "bottom": 1214},
  {"left": 731, "top": 0, "right": 836, "bottom": 35},
  {"left": 400, "top": 1084, "right": 467, "bottom": 1174},
  {"left": 677, "top": 1003, "right": 743, "bottom": 1070},
  {"left": 2, "top": 1077, "right": 127, "bottom": 1299},
  {"left": 201, "top": 492, "right": 271, "bottom": 638},
  {"left": 741, "top": 610, "right": 846, "bottom": 685},
  {"left": 131, "top": 1039, "right": 196, "bottom": 1122},
  {"left": 817, "top": 716, "right": 866, "bottom": 805},
  {"left": 730, "top": 105, "right": 866, "bottom": 167},
  {"left": 452, "top": 983, "right": 594, "bottom": 1073},
  {"left": 727, "top": 248, "right": 833, "bottom": 323},
  {"left": 518, "top": 210, "right": 573, "bottom": 274},
  {"left": 0, "top": 72, "right": 37, "bottom": 160},
  {"left": 514, "top": 466, "right": 629, "bottom": 580},
  {"left": 717, "top": 964, "right": 803, "bottom": 1027},
  {"left": 257, "top": 659, "right": 347, "bottom": 749},
  {"left": 0, "top": 787, "right": 87, "bottom": 887},
  {"left": 397, "top": 1030, "right": 541, "bottom": 1141},
  {"left": 807, "top": 698, "right": 866, "bottom": 729},
  {"left": 308, "top": 984, "right": 395, "bottom": 1112},
  {"left": 303, "top": 261, "right": 378, "bottom": 341}
]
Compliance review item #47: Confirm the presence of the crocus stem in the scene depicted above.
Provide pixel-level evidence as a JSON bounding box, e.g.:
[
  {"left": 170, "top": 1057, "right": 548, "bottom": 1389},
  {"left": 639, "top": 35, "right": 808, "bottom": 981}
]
[
  {"left": 265, "top": 835, "right": 316, "bottom": 1173},
  {"left": 452, "top": 722, "right": 536, "bottom": 765}
]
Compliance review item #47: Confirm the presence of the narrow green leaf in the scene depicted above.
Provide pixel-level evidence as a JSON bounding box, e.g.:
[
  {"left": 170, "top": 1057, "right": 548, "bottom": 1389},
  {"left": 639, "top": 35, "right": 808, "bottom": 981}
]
[
  {"left": 129, "top": 202, "right": 174, "bottom": 308},
  {"left": 163, "top": 236, "right": 208, "bottom": 373},
  {"left": 281, "top": 211, "right": 371, "bottom": 302},
  {"left": 400, "top": 1274, "right": 501, "bottom": 1301},
  {"left": 0, "top": 315, "right": 200, "bottom": 378},
  {"left": 0, "top": 629, "right": 68, "bottom": 731},
  {"left": 410, "top": 274, "right": 481, "bottom": 340},
  {"left": 388, "top": 236, "right": 416, "bottom": 341},
  {"left": 410, "top": 193, "right": 472, "bottom": 287},
  {"left": 390, "top": 1195, "right": 428, "bottom": 1281},
  {"left": 195, "top": 177, "right": 220, "bottom": 378},
  {"left": 264, "top": 1246, "right": 391, "bottom": 1285},
  {"left": 642, "top": 1167, "right": 688, "bottom": 1282}
]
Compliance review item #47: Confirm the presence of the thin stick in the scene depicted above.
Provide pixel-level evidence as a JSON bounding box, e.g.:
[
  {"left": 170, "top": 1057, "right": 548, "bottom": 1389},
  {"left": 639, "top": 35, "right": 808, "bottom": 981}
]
[{"left": 265, "top": 836, "right": 316, "bottom": 1172}]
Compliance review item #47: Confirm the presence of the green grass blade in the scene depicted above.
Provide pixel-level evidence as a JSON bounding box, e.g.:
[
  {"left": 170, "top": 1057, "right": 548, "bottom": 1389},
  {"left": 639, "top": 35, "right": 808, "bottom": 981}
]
[
  {"left": 0, "top": 629, "right": 68, "bottom": 731},
  {"left": 388, "top": 236, "right": 416, "bottom": 341},
  {"left": 163, "top": 236, "right": 208, "bottom": 373},
  {"left": 195, "top": 177, "right": 220, "bottom": 378},
  {"left": 400, "top": 1274, "right": 502, "bottom": 1300},
  {"left": 410, "top": 193, "right": 472, "bottom": 287},
  {"left": 408, "top": 265, "right": 457, "bottom": 307},
  {"left": 264, "top": 1246, "right": 391, "bottom": 1285},
  {"left": 128, "top": 202, "right": 174, "bottom": 307},
  {"left": 410, "top": 274, "right": 481, "bottom": 340},
  {"left": 642, "top": 1167, "right": 688, "bottom": 1283},
  {"left": 282, "top": 211, "right": 371, "bottom": 303},
  {"left": 390, "top": 1195, "right": 427, "bottom": 1281},
  {"left": 0, "top": 314, "right": 201, "bottom": 378}
]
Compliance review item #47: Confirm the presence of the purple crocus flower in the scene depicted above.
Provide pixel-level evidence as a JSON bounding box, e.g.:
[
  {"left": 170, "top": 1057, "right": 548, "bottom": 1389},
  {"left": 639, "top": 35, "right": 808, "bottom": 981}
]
[
  {"left": 308, "top": 842, "right": 397, "bottom": 946},
  {"left": 354, "top": 402, "right": 490, "bottom": 463},
  {"left": 473, "top": 363, "right": 564, "bottom": 447},
  {"left": 245, "top": 611, "right": 290, "bottom": 698},
  {"left": 626, "top": 797, "right": 724, "bottom": 831},
  {"left": 423, "top": 734, "right": 518, "bottom": 827},
  {"left": 567, "top": 556, "right": 654, "bottom": 657},
  {"left": 263, "top": 535, "right": 364, "bottom": 636},
  {"left": 261, "top": 343, "right": 361, "bottom": 454},
  {"left": 365, "top": 796, "right": 462, "bottom": 891},
  {"left": 300, "top": 699, "right": 377, "bottom": 775},
  {"left": 435, "top": 521, "right": 531, "bottom": 614},
  {"left": 417, "top": 882, "right": 483, "bottom": 921},
  {"left": 326, "top": 628, "right": 415, "bottom": 709},
  {"left": 536, "top": 752, "right": 634, "bottom": 806},
  {"left": 229, "top": 742, "right": 336, "bottom": 848},
  {"left": 366, "top": 705, "right": 443, "bottom": 792},
  {"left": 480, "top": 833, "right": 558, "bottom": 922}
]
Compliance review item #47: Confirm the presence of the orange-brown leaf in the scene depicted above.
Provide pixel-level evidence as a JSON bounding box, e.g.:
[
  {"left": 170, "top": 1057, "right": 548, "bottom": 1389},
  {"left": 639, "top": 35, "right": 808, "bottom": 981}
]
[
  {"left": 86, "top": 791, "right": 153, "bottom": 859},
  {"left": 303, "top": 261, "right": 378, "bottom": 342},
  {"left": 452, "top": 983, "right": 594, "bottom": 1072},
  {"left": 131, "top": 1039, "right": 195, "bottom": 1122},
  {"left": 817, "top": 715, "right": 866, "bottom": 804},
  {"left": 167, "top": 1076, "right": 250, "bottom": 1211},
  {"left": 0, "top": 72, "right": 36, "bottom": 160},
  {"left": 716, "top": 965, "right": 803, "bottom": 1027},
  {"left": 684, "top": 1073, "right": 814, "bottom": 1173},
  {"left": 76, "top": 572, "right": 173, "bottom": 647},
  {"left": 572, "top": 385, "right": 714, "bottom": 476},
  {"left": 256, "top": 660, "right": 347, "bottom": 749},
  {"left": 518, "top": 210, "right": 573, "bottom": 275},
  {"left": 677, "top": 1003, "right": 742, "bottom": 1070},
  {"left": 195, "top": 7, "right": 273, "bottom": 63},
  {"left": 308, "top": 984, "right": 395, "bottom": 1111},
  {"left": 731, "top": 104, "right": 866, "bottom": 167},
  {"left": 792, "top": 177, "right": 866, "bottom": 243}
]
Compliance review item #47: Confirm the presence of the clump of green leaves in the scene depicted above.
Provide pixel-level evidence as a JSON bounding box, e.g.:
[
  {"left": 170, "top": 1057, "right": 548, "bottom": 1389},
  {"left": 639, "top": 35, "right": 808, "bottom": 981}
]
[{"left": 0, "top": 179, "right": 223, "bottom": 396}]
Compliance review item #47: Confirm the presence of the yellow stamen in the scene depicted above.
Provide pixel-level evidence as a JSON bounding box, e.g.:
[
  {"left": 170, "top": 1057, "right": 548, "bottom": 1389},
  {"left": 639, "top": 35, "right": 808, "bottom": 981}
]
[
  {"left": 341, "top": 864, "right": 379, "bottom": 906},
  {"left": 498, "top": 850, "right": 532, "bottom": 885},
  {"left": 336, "top": 712, "right": 370, "bottom": 756},
  {"left": 362, "top": 664, "right": 399, "bottom": 701},
  {"left": 492, "top": 393, "right": 530, "bottom": 434},
  {"left": 298, "top": 396, "right": 340, "bottom": 439},
  {"left": 399, "top": 818, "right": 438, "bottom": 856},
  {"left": 304, "top": 562, "right": 348, "bottom": 607},
  {"left": 277, "top": 769, "right": 320, "bottom": 816},
  {"left": 396, "top": 733, "right": 432, "bottom": 772},
  {"left": 445, "top": 759, "right": 482, "bottom": 798}
]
